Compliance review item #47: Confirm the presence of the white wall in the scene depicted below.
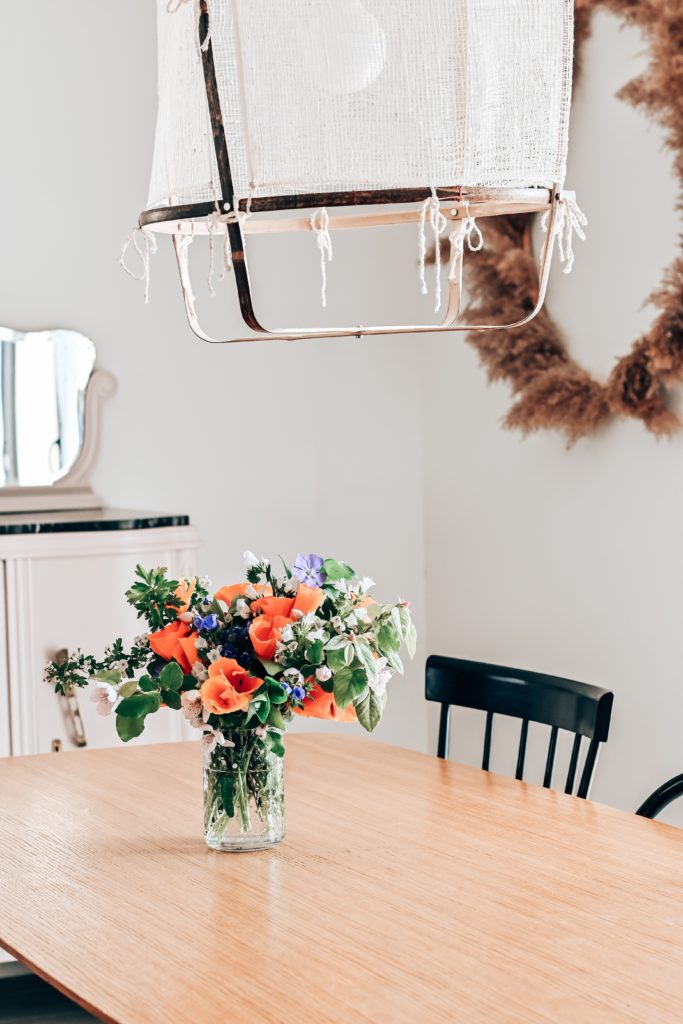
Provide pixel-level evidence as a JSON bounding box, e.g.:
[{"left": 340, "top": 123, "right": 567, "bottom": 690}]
[
  {"left": 423, "top": 12, "right": 683, "bottom": 824},
  {"left": 2, "top": 6, "right": 681, "bottom": 820},
  {"left": 0, "top": 1, "right": 428, "bottom": 753}
]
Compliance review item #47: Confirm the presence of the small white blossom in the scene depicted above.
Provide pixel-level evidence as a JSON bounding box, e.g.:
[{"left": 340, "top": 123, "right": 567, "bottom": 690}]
[
  {"left": 191, "top": 662, "right": 208, "bottom": 682},
  {"left": 235, "top": 599, "right": 251, "bottom": 620},
  {"left": 198, "top": 575, "right": 212, "bottom": 589},
  {"left": 291, "top": 608, "right": 304, "bottom": 620},
  {"left": 316, "top": 665, "right": 332, "bottom": 682},
  {"left": 308, "top": 628, "right": 325, "bottom": 641},
  {"left": 88, "top": 681, "right": 118, "bottom": 717},
  {"left": 133, "top": 634, "right": 149, "bottom": 648},
  {"left": 111, "top": 659, "right": 129, "bottom": 674},
  {"left": 280, "top": 625, "right": 294, "bottom": 643},
  {"left": 254, "top": 725, "right": 268, "bottom": 738},
  {"left": 331, "top": 616, "right": 345, "bottom": 633},
  {"left": 243, "top": 550, "right": 261, "bottom": 569},
  {"left": 245, "top": 583, "right": 259, "bottom": 600},
  {"left": 355, "top": 606, "right": 371, "bottom": 624},
  {"left": 178, "top": 611, "right": 194, "bottom": 624},
  {"left": 194, "top": 636, "right": 209, "bottom": 650},
  {"left": 359, "top": 576, "right": 376, "bottom": 592},
  {"left": 181, "top": 689, "right": 203, "bottom": 725},
  {"left": 207, "top": 648, "right": 223, "bottom": 664},
  {"left": 345, "top": 613, "right": 358, "bottom": 629},
  {"left": 282, "top": 576, "right": 299, "bottom": 594},
  {"left": 200, "top": 731, "right": 218, "bottom": 754},
  {"left": 217, "top": 599, "right": 229, "bottom": 614},
  {"left": 283, "top": 668, "right": 304, "bottom": 685}
]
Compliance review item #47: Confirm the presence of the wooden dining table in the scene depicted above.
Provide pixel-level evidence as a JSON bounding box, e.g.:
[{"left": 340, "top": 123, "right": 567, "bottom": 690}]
[{"left": 0, "top": 735, "right": 682, "bottom": 1023}]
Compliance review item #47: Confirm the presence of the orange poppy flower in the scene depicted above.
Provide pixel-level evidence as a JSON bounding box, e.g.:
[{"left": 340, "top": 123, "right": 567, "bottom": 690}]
[
  {"left": 200, "top": 658, "right": 261, "bottom": 716},
  {"left": 174, "top": 578, "right": 196, "bottom": 615},
  {"left": 214, "top": 583, "right": 249, "bottom": 607},
  {"left": 249, "top": 614, "right": 293, "bottom": 660},
  {"left": 294, "top": 683, "right": 357, "bottom": 722},
  {"left": 292, "top": 585, "right": 325, "bottom": 616},
  {"left": 148, "top": 621, "right": 200, "bottom": 674},
  {"left": 250, "top": 595, "right": 295, "bottom": 619}
]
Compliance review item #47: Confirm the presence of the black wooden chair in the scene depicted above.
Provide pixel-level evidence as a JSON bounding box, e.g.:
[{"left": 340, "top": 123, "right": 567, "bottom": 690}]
[
  {"left": 425, "top": 655, "right": 614, "bottom": 799},
  {"left": 636, "top": 774, "right": 683, "bottom": 820}
]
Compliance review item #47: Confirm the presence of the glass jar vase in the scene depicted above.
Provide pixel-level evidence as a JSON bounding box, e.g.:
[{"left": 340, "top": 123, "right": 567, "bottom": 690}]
[{"left": 203, "top": 730, "right": 284, "bottom": 852}]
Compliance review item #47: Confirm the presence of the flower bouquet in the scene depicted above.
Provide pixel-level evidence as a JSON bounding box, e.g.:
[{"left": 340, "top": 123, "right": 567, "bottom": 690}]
[{"left": 45, "top": 551, "right": 416, "bottom": 851}]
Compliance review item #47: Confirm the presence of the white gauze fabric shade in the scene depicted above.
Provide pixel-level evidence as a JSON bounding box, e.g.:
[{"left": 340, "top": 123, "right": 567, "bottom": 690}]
[{"left": 147, "top": 0, "right": 574, "bottom": 210}]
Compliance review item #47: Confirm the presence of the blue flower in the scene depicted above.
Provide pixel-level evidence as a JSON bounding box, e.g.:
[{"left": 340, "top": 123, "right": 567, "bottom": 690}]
[
  {"left": 283, "top": 683, "right": 293, "bottom": 696},
  {"left": 292, "top": 553, "right": 326, "bottom": 588},
  {"left": 193, "top": 613, "right": 218, "bottom": 633},
  {"left": 292, "top": 685, "right": 306, "bottom": 701}
]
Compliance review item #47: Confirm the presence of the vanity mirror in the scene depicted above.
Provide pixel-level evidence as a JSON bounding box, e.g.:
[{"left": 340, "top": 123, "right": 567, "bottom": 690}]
[{"left": 0, "top": 327, "right": 116, "bottom": 512}]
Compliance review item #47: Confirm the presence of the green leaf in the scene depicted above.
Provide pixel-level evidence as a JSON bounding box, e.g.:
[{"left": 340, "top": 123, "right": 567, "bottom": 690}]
[
  {"left": 116, "top": 713, "right": 146, "bottom": 742},
  {"left": 253, "top": 696, "right": 271, "bottom": 724},
  {"left": 354, "top": 690, "right": 383, "bottom": 733},
  {"left": 385, "top": 649, "right": 404, "bottom": 675},
  {"left": 267, "top": 705, "right": 287, "bottom": 730},
  {"left": 317, "top": 674, "right": 334, "bottom": 693},
  {"left": 354, "top": 641, "right": 377, "bottom": 680},
  {"left": 258, "top": 658, "right": 281, "bottom": 677},
  {"left": 159, "top": 662, "right": 183, "bottom": 691},
  {"left": 391, "top": 607, "right": 403, "bottom": 639},
  {"left": 116, "top": 693, "right": 161, "bottom": 719},
  {"left": 220, "top": 774, "right": 235, "bottom": 818},
  {"left": 333, "top": 667, "right": 368, "bottom": 710},
  {"left": 322, "top": 558, "right": 355, "bottom": 582},
  {"left": 305, "top": 639, "right": 324, "bottom": 665},
  {"left": 378, "top": 623, "right": 401, "bottom": 656},
  {"left": 181, "top": 674, "right": 198, "bottom": 692},
  {"left": 138, "top": 675, "right": 158, "bottom": 693},
  {"left": 266, "top": 678, "right": 288, "bottom": 704},
  {"left": 405, "top": 622, "right": 417, "bottom": 659},
  {"left": 265, "top": 731, "right": 285, "bottom": 757},
  {"left": 326, "top": 648, "right": 347, "bottom": 672},
  {"left": 95, "top": 669, "right": 121, "bottom": 685},
  {"left": 117, "top": 679, "right": 138, "bottom": 699},
  {"left": 161, "top": 688, "right": 182, "bottom": 710},
  {"left": 325, "top": 635, "right": 350, "bottom": 652}
]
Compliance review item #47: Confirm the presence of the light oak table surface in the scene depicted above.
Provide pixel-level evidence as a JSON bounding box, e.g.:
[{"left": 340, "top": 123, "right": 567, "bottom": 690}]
[{"left": 0, "top": 736, "right": 682, "bottom": 1024}]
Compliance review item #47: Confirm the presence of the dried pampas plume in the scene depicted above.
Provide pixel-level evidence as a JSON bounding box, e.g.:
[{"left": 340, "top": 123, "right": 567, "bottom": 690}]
[{"left": 433, "top": 0, "right": 683, "bottom": 444}]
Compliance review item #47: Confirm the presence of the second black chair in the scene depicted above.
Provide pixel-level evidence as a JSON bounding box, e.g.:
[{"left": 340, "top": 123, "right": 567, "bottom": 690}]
[{"left": 426, "top": 655, "right": 614, "bottom": 799}]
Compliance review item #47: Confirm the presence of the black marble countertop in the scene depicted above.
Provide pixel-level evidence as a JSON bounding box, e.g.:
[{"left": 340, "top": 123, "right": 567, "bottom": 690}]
[{"left": 0, "top": 509, "right": 190, "bottom": 536}]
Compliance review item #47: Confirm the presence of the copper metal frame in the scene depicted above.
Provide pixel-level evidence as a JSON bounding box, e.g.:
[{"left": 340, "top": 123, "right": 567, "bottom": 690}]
[{"left": 138, "top": 3, "right": 563, "bottom": 344}]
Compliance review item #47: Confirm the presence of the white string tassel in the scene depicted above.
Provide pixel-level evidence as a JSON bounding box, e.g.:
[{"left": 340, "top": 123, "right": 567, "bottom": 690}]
[
  {"left": 542, "top": 196, "right": 587, "bottom": 274},
  {"left": 119, "top": 227, "right": 158, "bottom": 305},
  {"left": 311, "top": 208, "right": 333, "bottom": 308},
  {"left": 206, "top": 212, "right": 221, "bottom": 296},
  {"left": 448, "top": 214, "right": 484, "bottom": 282},
  {"left": 418, "top": 188, "right": 448, "bottom": 312},
  {"left": 167, "top": 0, "right": 210, "bottom": 55}
]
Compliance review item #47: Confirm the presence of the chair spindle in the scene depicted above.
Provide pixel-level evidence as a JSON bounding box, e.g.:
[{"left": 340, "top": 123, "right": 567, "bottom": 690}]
[
  {"left": 565, "top": 733, "right": 582, "bottom": 794},
  {"left": 543, "top": 725, "right": 558, "bottom": 789},
  {"left": 515, "top": 719, "right": 529, "bottom": 781},
  {"left": 482, "top": 711, "right": 494, "bottom": 771},
  {"left": 437, "top": 704, "right": 450, "bottom": 760}
]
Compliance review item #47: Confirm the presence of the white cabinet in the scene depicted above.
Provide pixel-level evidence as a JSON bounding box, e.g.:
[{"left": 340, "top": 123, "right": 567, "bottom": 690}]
[{"left": 0, "top": 513, "right": 200, "bottom": 757}]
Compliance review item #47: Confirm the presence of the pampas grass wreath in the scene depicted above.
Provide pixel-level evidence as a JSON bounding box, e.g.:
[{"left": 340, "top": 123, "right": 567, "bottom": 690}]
[{"left": 436, "top": 1, "right": 683, "bottom": 445}]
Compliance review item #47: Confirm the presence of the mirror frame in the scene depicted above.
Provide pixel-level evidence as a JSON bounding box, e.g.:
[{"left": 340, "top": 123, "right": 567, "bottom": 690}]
[{"left": 0, "top": 367, "right": 117, "bottom": 514}]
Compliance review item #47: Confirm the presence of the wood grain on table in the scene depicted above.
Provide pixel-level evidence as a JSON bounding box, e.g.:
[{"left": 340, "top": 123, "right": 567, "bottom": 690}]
[{"left": 0, "top": 736, "right": 682, "bottom": 1024}]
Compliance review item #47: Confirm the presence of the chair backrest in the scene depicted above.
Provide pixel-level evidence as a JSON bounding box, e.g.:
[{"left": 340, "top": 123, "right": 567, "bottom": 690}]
[
  {"left": 425, "top": 655, "right": 614, "bottom": 799},
  {"left": 636, "top": 774, "right": 683, "bottom": 820}
]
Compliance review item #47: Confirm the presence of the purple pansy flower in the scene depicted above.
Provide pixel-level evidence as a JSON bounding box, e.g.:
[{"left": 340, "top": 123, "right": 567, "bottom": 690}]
[{"left": 292, "top": 553, "right": 326, "bottom": 588}]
